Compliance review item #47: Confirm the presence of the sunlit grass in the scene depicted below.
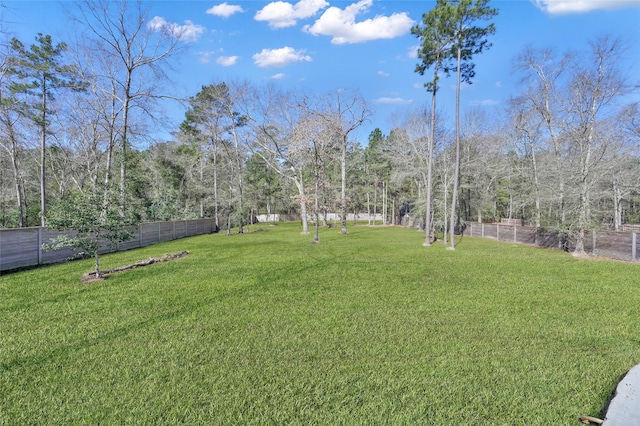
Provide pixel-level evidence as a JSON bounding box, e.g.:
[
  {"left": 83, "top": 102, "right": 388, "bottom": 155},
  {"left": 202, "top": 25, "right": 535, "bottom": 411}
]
[{"left": 1, "top": 223, "right": 638, "bottom": 424}]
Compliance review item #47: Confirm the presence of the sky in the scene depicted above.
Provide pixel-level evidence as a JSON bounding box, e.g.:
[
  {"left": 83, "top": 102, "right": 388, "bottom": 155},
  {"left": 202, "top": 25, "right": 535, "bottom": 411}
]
[{"left": 3, "top": 0, "right": 640, "bottom": 144}]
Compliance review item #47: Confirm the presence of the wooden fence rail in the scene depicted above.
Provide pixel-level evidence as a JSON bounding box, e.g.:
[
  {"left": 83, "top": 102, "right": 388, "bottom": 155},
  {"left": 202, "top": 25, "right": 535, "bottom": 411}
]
[
  {"left": 0, "top": 219, "right": 217, "bottom": 273},
  {"left": 467, "top": 223, "right": 638, "bottom": 262}
]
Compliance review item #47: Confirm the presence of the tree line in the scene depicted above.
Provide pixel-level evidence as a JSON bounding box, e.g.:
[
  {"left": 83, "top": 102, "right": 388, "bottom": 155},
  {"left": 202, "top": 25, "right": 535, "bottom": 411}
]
[{"left": 1, "top": 0, "right": 638, "bottom": 258}]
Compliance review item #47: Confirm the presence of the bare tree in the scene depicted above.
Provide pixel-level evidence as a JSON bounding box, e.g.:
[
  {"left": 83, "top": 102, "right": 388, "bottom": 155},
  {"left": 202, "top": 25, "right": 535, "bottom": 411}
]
[
  {"left": 515, "top": 46, "right": 573, "bottom": 227},
  {"left": 70, "top": 0, "right": 183, "bottom": 215},
  {"left": 252, "top": 85, "right": 312, "bottom": 234},
  {"left": 309, "top": 89, "right": 370, "bottom": 235},
  {"left": 568, "top": 37, "right": 629, "bottom": 254},
  {"left": 508, "top": 95, "right": 544, "bottom": 227}
]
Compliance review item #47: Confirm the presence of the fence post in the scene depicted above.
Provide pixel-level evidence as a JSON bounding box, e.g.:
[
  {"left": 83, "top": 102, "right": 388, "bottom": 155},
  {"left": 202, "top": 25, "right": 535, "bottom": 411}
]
[
  {"left": 482, "top": 223, "right": 484, "bottom": 238},
  {"left": 37, "top": 227, "right": 43, "bottom": 265},
  {"left": 558, "top": 230, "right": 562, "bottom": 250},
  {"left": 497, "top": 224, "right": 500, "bottom": 241},
  {"left": 592, "top": 231, "right": 597, "bottom": 255},
  {"left": 633, "top": 233, "right": 637, "bottom": 261},
  {"left": 514, "top": 225, "right": 517, "bottom": 243}
]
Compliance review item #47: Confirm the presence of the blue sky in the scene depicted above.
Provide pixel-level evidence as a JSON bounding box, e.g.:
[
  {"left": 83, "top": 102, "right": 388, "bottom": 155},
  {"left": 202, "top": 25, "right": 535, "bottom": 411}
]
[{"left": 3, "top": 0, "right": 640, "bottom": 143}]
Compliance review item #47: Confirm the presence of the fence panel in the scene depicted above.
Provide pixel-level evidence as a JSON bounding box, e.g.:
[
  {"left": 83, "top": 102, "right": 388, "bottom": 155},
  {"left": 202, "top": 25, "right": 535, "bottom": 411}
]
[
  {"left": 515, "top": 227, "right": 537, "bottom": 245},
  {"left": 159, "top": 222, "right": 174, "bottom": 243},
  {"left": 465, "top": 223, "right": 637, "bottom": 262},
  {"left": 594, "top": 231, "right": 634, "bottom": 261},
  {"left": 0, "top": 218, "right": 216, "bottom": 273},
  {"left": 40, "top": 229, "right": 80, "bottom": 265},
  {"left": 174, "top": 221, "right": 187, "bottom": 239},
  {"left": 186, "top": 220, "right": 198, "bottom": 237},
  {"left": 484, "top": 223, "right": 498, "bottom": 240},
  {"left": 1, "top": 228, "right": 40, "bottom": 271}
]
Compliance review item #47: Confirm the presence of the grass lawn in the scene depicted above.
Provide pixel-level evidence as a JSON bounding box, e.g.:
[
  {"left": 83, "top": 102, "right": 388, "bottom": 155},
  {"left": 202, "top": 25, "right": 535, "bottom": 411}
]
[{"left": 1, "top": 222, "right": 639, "bottom": 425}]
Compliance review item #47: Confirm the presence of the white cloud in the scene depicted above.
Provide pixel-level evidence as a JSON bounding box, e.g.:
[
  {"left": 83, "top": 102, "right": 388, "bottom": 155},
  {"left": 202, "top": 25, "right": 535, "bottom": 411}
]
[
  {"left": 271, "top": 73, "right": 287, "bottom": 79},
  {"left": 495, "top": 81, "right": 502, "bottom": 88},
  {"left": 148, "top": 16, "right": 205, "bottom": 42},
  {"left": 252, "top": 46, "right": 312, "bottom": 68},
  {"left": 469, "top": 99, "right": 499, "bottom": 107},
  {"left": 304, "top": 0, "right": 415, "bottom": 44},
  {"left": 531, "top": 0, "right": 639, "bottom": 14},
  {"left": 377, "top": 71, "right": 390, "bottom": 77},
  {"left": 206, "top": 2, "right": 244, "bottom": 18},
  {"left": 217, "top": 55, "right": 239, "bottom": 66},
  {"left": 198, "top": 51, "right": 214, "bottom": 63},
  {"left": 255, "top": 0, "right": 329, "bottom": 29},
  {"left": 373, "top": 97, "right": 414, "bottom": 105},
  {"left": 407, "top": 44, "right": 419, "bottom": 59}
]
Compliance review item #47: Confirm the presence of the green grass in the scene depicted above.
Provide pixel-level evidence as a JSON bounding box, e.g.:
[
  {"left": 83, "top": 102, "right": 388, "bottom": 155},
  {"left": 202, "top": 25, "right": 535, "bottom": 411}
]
[{"left": 1, "top": 223, "right": 639, "bottom": 425}]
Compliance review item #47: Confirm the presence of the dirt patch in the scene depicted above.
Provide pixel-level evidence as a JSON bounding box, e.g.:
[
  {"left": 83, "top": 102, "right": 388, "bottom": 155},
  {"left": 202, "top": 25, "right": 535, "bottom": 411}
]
[
  {"left": 81, "top": 251, "right": 189, "bottom": 283},
  {"left": 225, "top": 228, "right": 269, "bottom": 235}
]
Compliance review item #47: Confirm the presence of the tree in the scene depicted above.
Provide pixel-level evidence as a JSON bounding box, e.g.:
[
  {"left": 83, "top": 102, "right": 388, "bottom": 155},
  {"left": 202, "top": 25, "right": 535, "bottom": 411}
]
[
  {"left": 514, "top": 46, "right": 573, "bottom": 228},
  {"left": 44, "top": 186, "right": 135, "bottom": 279},
  {"left": 253, "top": 86, "right": 314, "bottom": 234},
  {"left": 180, "top": 83, "right": 244, "bottom": 229},
  {"left": 245, "top": 152, "right": 283, "bottom": 223},
  {"left": 364, "top": 128, "right": 392, "bottom": 225},
  {"left": 71, "top": 0, "right": 183, "bottom": 216},
  {"left": 444, "top": 0, "right": 498, "bottom": 250},
  {"left": 308, "top": 89, "right": 370, "bottom": 235},
  {"left": 412, "top": 0, "right": 455, "bottom": 245},
  {"left": 507, "top": 95, "right": 544, "bottom": 227},
  {"left": 568, "top": 37, "right": 629, "bottom": 254},
  {"left": 514, "top": 38, "right": 632, "bottom": 254},
  {"left": 7, "top": 33, "right": 84, "bottom": 226},
  {"left": 0, "top": 41, "right": 28, "bottom": 227}
]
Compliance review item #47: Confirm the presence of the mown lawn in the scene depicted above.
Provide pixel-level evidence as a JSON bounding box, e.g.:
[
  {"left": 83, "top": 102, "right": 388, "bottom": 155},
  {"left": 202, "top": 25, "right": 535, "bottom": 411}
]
[{"left": 1, "top": 223, "right": 638, "bottom": 425}]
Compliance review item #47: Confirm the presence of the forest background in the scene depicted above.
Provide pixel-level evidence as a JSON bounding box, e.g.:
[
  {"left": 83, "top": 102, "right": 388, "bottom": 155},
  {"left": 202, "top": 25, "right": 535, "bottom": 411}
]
[{"left": 0, "top": 0, "right": 638, "bottom": 257}]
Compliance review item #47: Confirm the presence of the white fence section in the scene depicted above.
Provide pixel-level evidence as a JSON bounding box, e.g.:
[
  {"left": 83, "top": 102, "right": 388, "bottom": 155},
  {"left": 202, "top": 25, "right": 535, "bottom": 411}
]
[
  {"left": 0, "top": 219, "right": 217, "bottom": 273},
  {"left": 255, "top": 213, "right": 384, "bottom": 223}
]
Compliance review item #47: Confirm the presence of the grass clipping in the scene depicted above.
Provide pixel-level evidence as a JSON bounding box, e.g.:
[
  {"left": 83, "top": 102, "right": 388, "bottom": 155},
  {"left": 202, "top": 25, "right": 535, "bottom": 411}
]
[{"left": 81, "top": 251, "right": 189, "bottom": 283}]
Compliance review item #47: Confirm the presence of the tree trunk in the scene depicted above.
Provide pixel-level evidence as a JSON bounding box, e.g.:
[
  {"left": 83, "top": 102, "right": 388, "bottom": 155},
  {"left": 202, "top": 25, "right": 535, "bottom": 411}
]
[
  {"left": 340, "top": 135, "right": 348, "bottom": 234},
  {"left": 5, "top": 122, "right": 25, "bottom": 227},
  {"left": 448, "top": 44, "right": 463, "bottom": 250},
  {"left": 40, "top": 80, "right": 47, "bottom": 227},
  {"left": 613, "top": 179, "right": 622, "bottom": 231},
  {"left": 424, "top": 63, "right": 438, "bottom": 246},
  {"left": 294, "top": 176, "right": 309, "bottom": 234}
]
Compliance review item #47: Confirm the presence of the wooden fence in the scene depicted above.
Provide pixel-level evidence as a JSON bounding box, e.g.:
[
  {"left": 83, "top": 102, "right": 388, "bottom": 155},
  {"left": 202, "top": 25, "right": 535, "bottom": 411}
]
[
  {"left": 0, "top": 219, "right": 217, "bottom": 273},
  {"left": 467, "top": 223, "right": 638, "bottom": 262}
]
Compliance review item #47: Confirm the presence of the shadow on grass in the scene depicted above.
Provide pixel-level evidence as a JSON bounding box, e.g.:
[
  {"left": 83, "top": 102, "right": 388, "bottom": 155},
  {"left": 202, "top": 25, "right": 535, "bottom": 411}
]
[{"left": 1, "top": 253, "right": 341, "bottom": 374}]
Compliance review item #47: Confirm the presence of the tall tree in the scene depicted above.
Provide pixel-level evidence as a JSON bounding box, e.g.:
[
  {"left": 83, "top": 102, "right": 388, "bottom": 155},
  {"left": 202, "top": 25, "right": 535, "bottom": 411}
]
[
  {"left": 508, "top": 95, "right": 544, "bottom": 228},
  {"left": 514, "top": 47, "right": 572, "bottom": 228},
  {"left": 0, "top": 39, "right": 27, "bottom": 227},
  {"left": 310, "top": 89, "right": 370, "bottom": 235},
  {"left": 71, "top": 0, "right": 183, "bottom": 216},
  {"left": 253, "top": 85, "right": 312, "bottom": 234},
  {"left": 412, "top": 0, "right": 455, "bottom": 246},
  {"left": 180, "top": 83, "right": 241, "bottom": 229},
  {"left": 569, "top": 37, "right": 629, "bottom": 254},
  {"left": 444, "top": 0, "right": 497, "bottom": 250},
  {"left": 7, "top": 33, "right": 83, "bottom": 226}
]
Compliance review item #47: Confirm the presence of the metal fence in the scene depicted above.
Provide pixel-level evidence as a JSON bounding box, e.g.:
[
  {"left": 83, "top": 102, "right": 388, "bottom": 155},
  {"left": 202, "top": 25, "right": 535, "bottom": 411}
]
[
  {"left": 467, "top": 222, "right": 638, "bottom": 262},
  {"left": 0, "top": 219, "right": 217, "bottom": 273}
]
